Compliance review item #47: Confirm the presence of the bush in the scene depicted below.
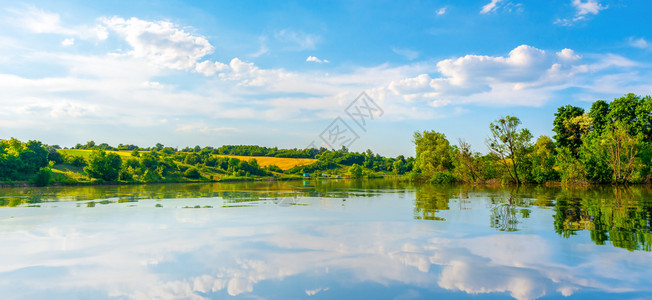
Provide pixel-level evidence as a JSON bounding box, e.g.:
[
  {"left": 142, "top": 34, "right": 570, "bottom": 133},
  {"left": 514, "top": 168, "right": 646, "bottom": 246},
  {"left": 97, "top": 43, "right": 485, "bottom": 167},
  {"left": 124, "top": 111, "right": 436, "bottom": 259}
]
[
  {"left": 48, "top": 149, "right": 64, "bottom": 164},
  {"left": 348, "top": 164, "right": 363, "bottom": 178},
  {"left": 430, "top": 171, "right": 456, "bottom": 184},
  {"left": 66, "top": 155, "right": 87, "bottom": 168},
  {"left": 84, "top": 150, "right": 122, "bottom": 181},
  {"left": 184, "top": 167, "right": 201, "bottom": 179},
  {"left": 265, "top": 164, "right": 283, "bottom": 173},
  {"left": 33, "top": 168, "right": 52, "bottom": 186}
]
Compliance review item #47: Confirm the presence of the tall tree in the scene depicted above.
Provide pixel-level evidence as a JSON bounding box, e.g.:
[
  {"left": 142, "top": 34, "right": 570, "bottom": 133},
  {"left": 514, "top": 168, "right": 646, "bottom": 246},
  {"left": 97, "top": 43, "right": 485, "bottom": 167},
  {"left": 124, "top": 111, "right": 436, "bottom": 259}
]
[
  {"left": 635, "top": 95, "right": 652, "bottom": 141},
  {"left": 453, "top": 139, "right": 482, "bottom": 183},
  {"left": 85, "top": 150, "right": 122, "bottom": 181},
  {"left": 589, "top": 100, "right": 610, "bottom": 135},
  {"left": 487, "top": 115, "right": 532, "bottom": 184},
  {"left": 553, "top": 105, "right": 585, "bottom": 152},
  {"left": 413, "top": 130, "right": 452, "bottom": 179},
  {"left": 608, "top": 93, "right": 640, "bottom": 126},
  {"left": 600, "top": 122, "right": 642, "bottom": 183}
]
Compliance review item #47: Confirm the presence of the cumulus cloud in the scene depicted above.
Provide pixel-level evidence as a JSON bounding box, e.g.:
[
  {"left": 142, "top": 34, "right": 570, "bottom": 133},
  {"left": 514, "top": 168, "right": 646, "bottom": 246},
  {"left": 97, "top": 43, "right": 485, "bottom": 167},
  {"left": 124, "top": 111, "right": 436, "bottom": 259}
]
[
  {"left": 481, "top": 0, "right": 503, "bottom": 14},
  {"left": 436, "top": 7, "right": 447, "bottom": 15},
  {"left": 572, "top": 0, "right": 607, "bottom": 18},
  {"left": 556, "top": 0, "right": 607, "bottom": 25},
  {"left": 556, "top": 48, "right": 581, "bottom": 62},
  {"left": 306, "top": 56, "right": 329, "bottom": 63},
  {"left": 380, "top": 45, "right": 568, "bottom": 106},
  {"left": 102, "top": 17, "right": 216, "bottom": 71},
  {"left": 61, "top": 37, "right": 75, "bottom": 46}
]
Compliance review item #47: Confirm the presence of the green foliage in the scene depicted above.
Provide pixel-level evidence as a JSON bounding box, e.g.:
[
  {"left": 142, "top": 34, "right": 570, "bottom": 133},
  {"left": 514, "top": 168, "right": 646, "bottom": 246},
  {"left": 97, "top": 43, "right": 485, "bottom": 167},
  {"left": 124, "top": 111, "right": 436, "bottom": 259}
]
[
  {"left": 487, "top": 115, "right": 532, "bottom": 184},
  {"left": 413, "top": 130, "right": 453, "bottom": 179},
  {"left": 553, "top": 105, "right": 585, "bottom": 152},
  {"left": 0, "top": 138, "right": 50, "bottom": 181},
  {"left": 599, "top": 122, "right": 643, "bottom": 183},
  {"left": 47, "top": 147, "right": 64, "bottom": 164},
  {"left": 184, "top": 167, "right": 202, "bottom": 179},
  {"left": 84, "top": 150, "right": 122, "bottom": 181},
  {"left": 430, "top": 171, "right": 456, "bottom": 184},
  {"left": 555, "top": 147, "right": 587, "bottom": 184},
  {"left": 589, "top": 100, "right": 609, "bottom": 135},
  {"left": 33, "top": 168, "right": 52, "bottom": 186},
  {"left": 65, "top": 155, "right": 87, "bottom": 168},
  {"left": 452, "top": 139, "right": 482, "bottom": 183},
  {"left": 348, "top": 164, "right": 363, "bottom": 178},
  {"left": 528, "top": 136, "right": 559, "bottom": 183},
  {"left": 265, "top": 164, "right": 283, "bottom": 173},
  {"left": 578, "top": 133, "right": 612, "bottom": 183}
]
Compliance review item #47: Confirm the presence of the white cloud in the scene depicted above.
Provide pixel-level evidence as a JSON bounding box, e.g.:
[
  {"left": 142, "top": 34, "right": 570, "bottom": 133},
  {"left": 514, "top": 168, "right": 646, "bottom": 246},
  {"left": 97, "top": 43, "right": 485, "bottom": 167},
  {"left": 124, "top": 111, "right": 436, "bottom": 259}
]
[
  {"left": 556, "top": 48, "right": 580, "bottom": 62},
  {"left": 480, "top": 0, "right": 503, "bottom": 14},
  {"left": 436, "top": 7, "right": 447, "bottom": 15},
  {"left": 377, "top": 44, "right": 626, "bottom": 107},
  {"left": 305, "top": 287, "right": 329, "bottom": 296},
  {"left": 629, "top": 37, "right": 650, "bottom": 50},
  {"left": 195, "top": 60, "right": 229, "bottom": 76},
  {"left": 392, "top": 47, "right": 419, "bottom": 60},
  {"left": 175, "top": 124, "right": 238, "bottom": 135},
  {"left": 306, "top": 56, "right": 329, "bottom": 63},
  {"left": 61, "top": 37, "right": 75, "bottom": 46},
  {"left": 274, "top": 29, "right": 320, "bottom": 50},
  {"left": 102, "top": 17, "right": 215, "bottom": 71},
  {"left": 556, "top": 0, "right": 607, "bottom": 25},
  {"left": 8, "top": 6, "right": 108, "bottom": 40},
  {"left": 572, "top": 0, "right": 607, "bottom": 18}
]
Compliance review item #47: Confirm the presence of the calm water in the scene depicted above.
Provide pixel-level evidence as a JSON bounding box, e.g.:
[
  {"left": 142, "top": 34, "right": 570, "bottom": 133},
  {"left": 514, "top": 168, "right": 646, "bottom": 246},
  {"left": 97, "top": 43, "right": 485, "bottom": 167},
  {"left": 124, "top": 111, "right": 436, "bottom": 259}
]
[{"left": 0, "top": 180, "right": 651, "bottom": 299}]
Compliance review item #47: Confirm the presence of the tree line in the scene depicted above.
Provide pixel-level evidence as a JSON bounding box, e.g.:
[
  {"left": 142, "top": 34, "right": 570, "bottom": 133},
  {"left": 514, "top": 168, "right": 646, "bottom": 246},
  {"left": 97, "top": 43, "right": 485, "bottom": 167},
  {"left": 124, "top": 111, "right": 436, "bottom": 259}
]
[{"left": 412, "top": 93, "right": 652, "bottom": 184}]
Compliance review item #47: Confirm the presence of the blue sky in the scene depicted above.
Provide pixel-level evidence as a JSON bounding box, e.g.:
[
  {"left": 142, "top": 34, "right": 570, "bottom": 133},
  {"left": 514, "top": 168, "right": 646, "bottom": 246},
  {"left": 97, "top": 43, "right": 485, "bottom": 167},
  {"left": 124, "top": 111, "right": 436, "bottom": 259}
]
[{"left": 1, "top": 0, "right": 651, "bottom": 156}]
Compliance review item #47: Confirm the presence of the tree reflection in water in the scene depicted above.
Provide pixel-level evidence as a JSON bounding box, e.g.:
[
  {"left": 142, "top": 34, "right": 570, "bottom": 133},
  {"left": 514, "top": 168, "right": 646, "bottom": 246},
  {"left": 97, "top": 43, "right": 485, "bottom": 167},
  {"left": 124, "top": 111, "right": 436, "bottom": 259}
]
[
  {"left": 414, "top": 184, "right": 451, "bottom": 220},
  {"left": 553, "top": 185, "right": 652, "bottom": 251}
]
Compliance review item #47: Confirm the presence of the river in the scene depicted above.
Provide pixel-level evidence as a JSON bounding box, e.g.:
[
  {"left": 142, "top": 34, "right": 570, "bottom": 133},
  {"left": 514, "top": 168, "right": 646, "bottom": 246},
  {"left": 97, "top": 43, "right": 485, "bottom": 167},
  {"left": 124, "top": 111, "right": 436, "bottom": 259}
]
[{"left": 0, "top": 180, "right": 650, "bottom": 299}]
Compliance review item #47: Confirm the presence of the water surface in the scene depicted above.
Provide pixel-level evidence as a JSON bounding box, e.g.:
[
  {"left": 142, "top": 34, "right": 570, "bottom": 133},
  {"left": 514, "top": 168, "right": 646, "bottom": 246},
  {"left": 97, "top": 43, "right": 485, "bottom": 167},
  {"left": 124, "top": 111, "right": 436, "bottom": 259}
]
[{"left": 0, "top": 180, "right": 651, "bottom": 299}]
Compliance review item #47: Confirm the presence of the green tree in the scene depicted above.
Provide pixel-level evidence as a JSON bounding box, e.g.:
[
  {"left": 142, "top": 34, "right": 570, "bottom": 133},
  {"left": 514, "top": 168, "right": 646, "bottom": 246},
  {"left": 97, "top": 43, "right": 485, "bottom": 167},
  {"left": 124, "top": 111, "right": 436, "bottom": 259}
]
[
  {"left": 635, "top": 95, "right": 652, "bottom": 141},
  {"left": 578, "top": 133, "right": 612, "bottom": 183},
  {"left": 84, "top": 150, "right": 122, "bottom": 181},
  {"left": 348, "top": 164, "right": 363, "bottom": 178},
  {"left": 555, "top": 147, "right": 586, "bottom": 183},
  {"left": 529, "top": 136, "right": 558, "bottom": 183},
  {"left": 184, "top": 167, "right": 201, "bottom": 179},
  {"left": 553, "top": 105, "right": 585, "bottom": 152},
  {"left": 413, "top": 130, "right": 453, "bottom": 179},
  {"left": 600, "top": 122, "right": 643, "bottom": 183},
  {"left": 487, "top": 115, "right": 532, "bottom": 184},
  {"left": 453, "top": 139, "right": 482, "bottom": 183},
  {"left": 33, "top": 168, "right": 52, "bottom": 186},
  {"left": 607, "top": 93, "right": 639, "bottom": 128},
  {"left": 589, "top": 100, "right": 610, "bottom": 135},
  {"left": 392, "top": 156, "right": 407, "bottom": 175}
]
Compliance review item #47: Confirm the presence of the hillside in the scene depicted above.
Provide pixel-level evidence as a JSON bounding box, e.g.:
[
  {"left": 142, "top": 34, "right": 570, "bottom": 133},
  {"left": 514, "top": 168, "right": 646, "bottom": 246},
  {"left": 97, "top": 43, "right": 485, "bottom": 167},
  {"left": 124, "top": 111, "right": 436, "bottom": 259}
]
[
  {"left": 214, "top": 155, "right": 316, "bottom": 170},
  {"left": 58, "top": 149, "right": 317, "bottom": 171}
]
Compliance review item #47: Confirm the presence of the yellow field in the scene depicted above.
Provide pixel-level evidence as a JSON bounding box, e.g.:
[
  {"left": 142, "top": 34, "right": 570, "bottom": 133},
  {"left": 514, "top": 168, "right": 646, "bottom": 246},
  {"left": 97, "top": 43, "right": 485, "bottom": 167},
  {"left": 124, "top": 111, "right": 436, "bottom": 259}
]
[
  {"left": 57, "top": 149, "right": 316, "bottom": 170},
  {"left": 215, "top": 155, "right": 316, "bottom": 170},
  {"left": 58, "top": 149, "right": 134, "bottom": 158}
]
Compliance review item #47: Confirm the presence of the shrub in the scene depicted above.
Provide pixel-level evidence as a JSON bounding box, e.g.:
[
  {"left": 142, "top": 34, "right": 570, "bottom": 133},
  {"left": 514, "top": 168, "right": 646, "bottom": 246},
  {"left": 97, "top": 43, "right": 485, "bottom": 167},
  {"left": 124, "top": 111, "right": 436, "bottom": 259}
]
[
  {"left": 66, "top": 155, "right": 87, "bottom": 168},
  {"left": 184, "top": 167, "right": 201, "bottom": 179},
  {"left": 33, "top": 168, "right": 52, "bottom": 186},
  {"left": 430, "top": 171, "right": 456, "bottom": 184}
]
